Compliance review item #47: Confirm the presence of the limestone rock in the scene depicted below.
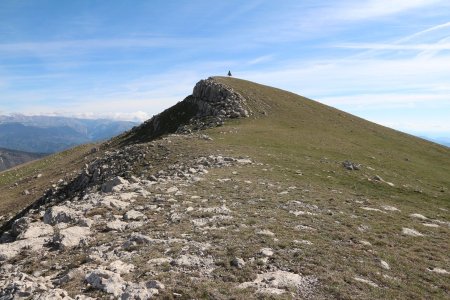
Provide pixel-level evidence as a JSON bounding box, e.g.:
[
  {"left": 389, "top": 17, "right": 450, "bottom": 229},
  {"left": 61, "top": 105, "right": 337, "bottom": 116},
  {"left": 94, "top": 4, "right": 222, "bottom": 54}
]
[
  {"left": 0, "top": 271, "right": 57, "bottom": 299},
  {"left": 122, "top": 283, "right": 159, "bottom": 299},
  {"left": 146, "top": 280, "right": 165, "bottom": 290},
  {"left": 410, "top": 213, "right": 428, "bottom": 220},
  {"left": 51, "top": 267, "right": 84, "bottom": 286},
  {"left": 147, "top": 257, "right": 171, "bottom": 265},
  {"left": 0, "top": 243, "right": 21, "bottom": 261},
  {"left": 17, "top": 221, "right": 53, "bottom": 240},
  {"left": 354, "top": 276, "right": 379, "bottom": 287},
  {"left": 427, "top": 267, "right": 449, "bottom": 275},
  {"left": 239, "top": 271, "right": 317, "bottom": 295},
  {"left": 342, "top": 160, "right": 360, "bottom": 170},
  {"left": 172, "top": 254, "right": 214, "bottom": 268},
  {"left": 38, "top": 288, "right": 72, "bottom": 299},
  {"left": 373, "top": 175, "right": 395, "bottom": 187},
  {"left": 44, "top": 206, "right": 85, "bottom": 226},
  {"left": 124, "top": 210, "right": 145, "bottom": 221},
  {"left": 199, "top": 205, "right": 231, "bottom": 215},
  {"left": 257, "top": 229, "right": 275, "bottom": 237},
  {"left": 231, "top": 257, "right": 246, "bottom": 269},
  {"left": 106, "top": 219, "right": 127, "bottom": 231},
  {"left": 102, "top": 176, "right": 129, "bottom": 193},
  {"left": 380, "top": 260, "right": 390, "bottom": 270},
  {"left": 108, "top": 260, "right": 135, "bottom": 274},
  {"left": 260, "top": 248, "right": 274, "bottom": 257},
  {"left": 381, "top": 205, "right": 400, "bottom": 212},
  {"left": 97, "top": 195, "right": 130, "bottom": 210},
  {"left": 0, "top": 237, "right": 48, "bottom": 261},
  {"left": 166, "top": 186, "right": 179, "bottom": 194},
  {"left": 122, "top": 234, "right": 155, "bottom": 249},
  {"left": 53, "top": 226, "right": 91, "bottom": 250},
  {"left": 11, "top": 217, "right": 32, "bottom": 237},
  {"left": 402, "top": 227, "right": 424, "bottom": 237},
  {"left": 86, "top": 269, "right": 125, "bottom": 297},
  {"left": 86, "top": 269, "right": 160, "bottom": 299}
]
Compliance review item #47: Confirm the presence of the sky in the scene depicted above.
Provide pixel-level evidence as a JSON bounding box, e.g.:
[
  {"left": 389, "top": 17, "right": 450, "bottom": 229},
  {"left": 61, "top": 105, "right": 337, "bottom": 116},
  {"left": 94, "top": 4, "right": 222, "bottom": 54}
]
[{"left": 0, "top": 0, "right": 449, "bottom": 139}]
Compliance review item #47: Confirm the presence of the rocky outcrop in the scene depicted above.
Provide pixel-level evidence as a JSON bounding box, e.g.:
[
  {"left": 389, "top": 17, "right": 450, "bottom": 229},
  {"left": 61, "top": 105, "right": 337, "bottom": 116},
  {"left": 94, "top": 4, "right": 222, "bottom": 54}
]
[
  {"left": 85, "top": 269, "right": 163, "bottom": 298},
  {"left": 119, "top": 77, "right": 250, "bottom": 144},
  {"left": 101, "top": 176, "right": 129, "bottom": 193},
  {"left": 190, "top": 78, "right": 249, "bottom": 119},
  {"left": 53, "top": 226, "right": 91, "bottom": 250}
]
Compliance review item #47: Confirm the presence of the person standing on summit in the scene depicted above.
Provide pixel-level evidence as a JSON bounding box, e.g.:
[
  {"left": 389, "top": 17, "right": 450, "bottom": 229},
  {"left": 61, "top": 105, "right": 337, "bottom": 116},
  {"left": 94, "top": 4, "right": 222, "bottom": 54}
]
[{"left": 228, "top": 70, "right": 232, "bottom": 76}]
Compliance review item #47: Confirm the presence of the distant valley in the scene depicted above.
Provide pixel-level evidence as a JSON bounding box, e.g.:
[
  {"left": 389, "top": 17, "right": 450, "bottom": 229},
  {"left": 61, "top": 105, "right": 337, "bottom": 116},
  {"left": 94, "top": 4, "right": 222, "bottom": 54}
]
[
  {"left": 0, "top": 148, "right": 46, "bottom": 172},
  {"left": 0, "top": 115, "right": 138, "bottom": 154}
]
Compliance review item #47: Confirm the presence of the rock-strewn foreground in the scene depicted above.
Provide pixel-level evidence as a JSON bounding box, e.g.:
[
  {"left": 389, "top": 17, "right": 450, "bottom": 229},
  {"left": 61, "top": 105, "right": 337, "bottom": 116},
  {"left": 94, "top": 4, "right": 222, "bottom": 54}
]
[
  {"left": 0, "top": 134, "right": 318, "bottom": 299},
  {"left": 0, "top": 77, "right": 449, "bottom": 299}
]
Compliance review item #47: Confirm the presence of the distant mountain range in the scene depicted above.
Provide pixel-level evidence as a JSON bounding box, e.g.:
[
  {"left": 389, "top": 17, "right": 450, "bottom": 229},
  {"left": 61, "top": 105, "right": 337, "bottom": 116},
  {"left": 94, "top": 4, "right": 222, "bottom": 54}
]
[
  {"left": 0, "top": 147, "right": 46, "bottom": 172},
  {"left": 0, "top": 115, "right": 138, "bottom": 154}
]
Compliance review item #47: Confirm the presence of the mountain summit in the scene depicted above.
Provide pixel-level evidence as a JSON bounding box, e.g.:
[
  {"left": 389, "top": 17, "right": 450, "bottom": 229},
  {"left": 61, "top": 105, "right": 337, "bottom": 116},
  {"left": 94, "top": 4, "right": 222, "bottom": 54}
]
[{"left": 0, "top": 77, "right": 448, "bottom": 299}]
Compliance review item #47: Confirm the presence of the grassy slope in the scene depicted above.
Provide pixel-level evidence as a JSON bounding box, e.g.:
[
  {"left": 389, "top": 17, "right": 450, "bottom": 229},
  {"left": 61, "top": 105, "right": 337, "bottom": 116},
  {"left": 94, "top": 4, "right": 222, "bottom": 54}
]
[
  {"left": 0, "top": 144, "right": 97, "bottom": 225},
  {"left": 197, "top": 77, "right": 449, "bottom": 298},
  {"left": 213, "top": 76, "right": 449, "bottom": 198}
]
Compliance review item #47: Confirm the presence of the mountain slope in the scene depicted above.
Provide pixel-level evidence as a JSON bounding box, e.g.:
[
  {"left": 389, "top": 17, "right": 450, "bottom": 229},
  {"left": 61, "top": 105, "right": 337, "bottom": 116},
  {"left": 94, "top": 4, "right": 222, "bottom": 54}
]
[
  {"left": 0, "top": 77, "right": 448, "bottom": 299},
  {"left": 0, "top": 148, "right": 47, "bottom": 172}
]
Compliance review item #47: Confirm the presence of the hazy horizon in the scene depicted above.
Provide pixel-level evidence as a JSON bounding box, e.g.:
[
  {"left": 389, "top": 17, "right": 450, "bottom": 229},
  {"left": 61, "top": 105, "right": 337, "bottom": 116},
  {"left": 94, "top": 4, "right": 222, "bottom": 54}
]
[{"left": 0, "top": 111, "right": 448, "bottom": 148}]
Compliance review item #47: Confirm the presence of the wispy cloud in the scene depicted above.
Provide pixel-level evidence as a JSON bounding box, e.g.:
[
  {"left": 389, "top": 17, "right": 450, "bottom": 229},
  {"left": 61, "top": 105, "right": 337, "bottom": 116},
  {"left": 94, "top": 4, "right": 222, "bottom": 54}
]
[
  {"left": 320, "top": 93, "right": 450, "bottom": 108},
  {"left": 398, "top": 21, "right": 450, "bottom": 42},
  {"left": 238, "top": 54, "right": 450, "bottom": 132},
  {"left": 334, "top": 0, "right": 443, "bottom": 20},
  {"left": 416, "top": 36, "right": 450, "bottom": 59},
  {"left": 0, "top": 37, "right": 202, "bottom": 55},
  {"left": 240, "top": 0, "right": 448, "bottom": 45},
  {"left": 247, "top": 55, "right": 273, "bottom": 65},
  {"left": 333, "top": 18, "right": 450, "bottom": 53},
  {"left": 335, "top": 43, "right": 450, "bottom": 50},
  {"left": 348, "top": 20, "right": 450, "bottom": 61}
]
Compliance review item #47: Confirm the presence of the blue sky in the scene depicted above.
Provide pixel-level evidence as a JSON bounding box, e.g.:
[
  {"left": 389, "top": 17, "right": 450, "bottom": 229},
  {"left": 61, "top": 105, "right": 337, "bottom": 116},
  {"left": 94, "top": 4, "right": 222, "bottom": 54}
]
[{"left": 0, "top": 0, "right": 449, "bottom": 138}]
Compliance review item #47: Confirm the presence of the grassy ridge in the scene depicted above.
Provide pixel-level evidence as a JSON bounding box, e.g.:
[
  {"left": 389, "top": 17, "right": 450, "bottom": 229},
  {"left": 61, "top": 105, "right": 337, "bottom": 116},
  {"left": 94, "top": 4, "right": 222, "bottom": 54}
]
[{"left": 213, "top": 76, "right": 450, "bottom": 201}]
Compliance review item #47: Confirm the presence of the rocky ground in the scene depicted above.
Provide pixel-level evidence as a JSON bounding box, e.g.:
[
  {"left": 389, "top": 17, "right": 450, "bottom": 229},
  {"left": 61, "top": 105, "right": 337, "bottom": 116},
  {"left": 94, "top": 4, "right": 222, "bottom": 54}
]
[{"left": 0, "top": 134, "right": 319, "bottom": 299}]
